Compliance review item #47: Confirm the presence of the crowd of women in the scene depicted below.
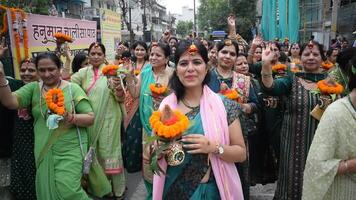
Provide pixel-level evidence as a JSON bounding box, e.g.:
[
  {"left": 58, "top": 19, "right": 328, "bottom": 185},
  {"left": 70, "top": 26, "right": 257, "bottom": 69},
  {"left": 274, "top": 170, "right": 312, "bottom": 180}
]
[{"left": 0, "top": 15, "right": 355, "bottom": 200}]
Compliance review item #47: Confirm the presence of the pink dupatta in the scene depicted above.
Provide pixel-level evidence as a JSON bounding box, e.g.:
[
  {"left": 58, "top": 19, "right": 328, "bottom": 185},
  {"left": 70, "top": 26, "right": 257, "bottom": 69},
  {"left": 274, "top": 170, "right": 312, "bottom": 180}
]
[{"left": 152, "top": 85, "right": 244, "bottom": 200}]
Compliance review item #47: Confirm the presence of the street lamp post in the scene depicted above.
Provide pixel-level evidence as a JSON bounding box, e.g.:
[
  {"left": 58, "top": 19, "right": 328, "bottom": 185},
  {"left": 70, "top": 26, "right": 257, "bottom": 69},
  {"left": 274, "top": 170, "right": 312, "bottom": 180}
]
[{"left": 193, "top": 0, "right": 196, "bottom": 35}]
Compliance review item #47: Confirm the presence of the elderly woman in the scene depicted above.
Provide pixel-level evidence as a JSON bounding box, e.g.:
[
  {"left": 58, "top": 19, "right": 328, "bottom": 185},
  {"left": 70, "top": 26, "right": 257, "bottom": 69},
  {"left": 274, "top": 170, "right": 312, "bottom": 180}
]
[
  {"left": 152, "top": 40, "right": 246, "bottom": 199},
  {"left": 71, "top": 42, "right": 126, "bottom": 199},
  {"left": 260, "top": 41, "right": 328, "bottom": 200},
  {"left": 0, "top": 52, "right": 94, "bottom": 200},
  {"left": 302, "top": 47, "right": 356, "bottom": 200}
]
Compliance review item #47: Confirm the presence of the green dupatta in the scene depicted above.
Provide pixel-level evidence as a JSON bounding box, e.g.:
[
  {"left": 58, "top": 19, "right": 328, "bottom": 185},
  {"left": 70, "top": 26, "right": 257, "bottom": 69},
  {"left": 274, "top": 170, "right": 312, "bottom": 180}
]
[{"left": 139, "top": 64, "right": 155, "bottom": 135}]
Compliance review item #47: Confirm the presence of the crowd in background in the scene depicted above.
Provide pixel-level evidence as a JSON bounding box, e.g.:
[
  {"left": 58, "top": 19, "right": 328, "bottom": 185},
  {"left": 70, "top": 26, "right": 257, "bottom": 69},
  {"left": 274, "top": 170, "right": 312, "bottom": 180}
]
[{"left": 0, "top": 15, "right": 356, "bottom": 200}]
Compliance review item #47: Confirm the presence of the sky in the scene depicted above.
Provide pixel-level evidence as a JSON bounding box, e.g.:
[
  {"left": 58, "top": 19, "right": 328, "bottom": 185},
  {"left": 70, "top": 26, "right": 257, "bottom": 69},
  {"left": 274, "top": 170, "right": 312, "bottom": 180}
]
[{"left": 160, "top": 0, "right": 200, "bottom": 14}]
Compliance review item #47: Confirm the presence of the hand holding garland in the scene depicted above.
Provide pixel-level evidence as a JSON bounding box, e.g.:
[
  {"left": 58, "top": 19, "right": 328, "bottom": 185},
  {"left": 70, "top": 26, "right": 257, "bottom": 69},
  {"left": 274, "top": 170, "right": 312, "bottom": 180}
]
[
  {"left": 61, "top": 43, "right": 72, "bottom": 80},
  {"left": 108, "top": 76, "right": 126, "bottom": 102}
]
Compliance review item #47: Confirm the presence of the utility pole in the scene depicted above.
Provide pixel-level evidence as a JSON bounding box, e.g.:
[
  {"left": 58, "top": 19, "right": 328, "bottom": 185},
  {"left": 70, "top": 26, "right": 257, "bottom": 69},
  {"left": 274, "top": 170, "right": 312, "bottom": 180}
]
[
  {"left": 193, "top": 0, "right": 196, "bottom": 35},
  {"left": 330, "top": 0, "right": 340, "bottom": 39},
  {"left": 128, "top": 0, "right": 134, "bottom": 44}
]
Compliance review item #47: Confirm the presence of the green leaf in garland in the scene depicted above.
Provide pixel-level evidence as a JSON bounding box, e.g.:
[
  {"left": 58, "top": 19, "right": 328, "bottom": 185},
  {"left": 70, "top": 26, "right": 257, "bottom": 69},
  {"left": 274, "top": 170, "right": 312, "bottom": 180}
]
[
  {"left": 310, "top": 89, "right": 321, "bottom": 95},
  {"left": 144, "top": 135, "right": 160, "bottom": 145},
  {"left": 330, "top": 94, "right": 336, "bottom": 101},
  {"left": 150, "top": 152, "right": 165, "bottom": 176},
  {"left": 352, "top": 65, "right": 356, "bottom": 75}
]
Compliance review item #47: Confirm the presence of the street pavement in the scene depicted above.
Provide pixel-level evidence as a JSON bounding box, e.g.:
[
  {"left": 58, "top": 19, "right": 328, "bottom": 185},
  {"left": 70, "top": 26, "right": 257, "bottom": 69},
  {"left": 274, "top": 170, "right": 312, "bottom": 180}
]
[{"left": 124, "top": 171, "right": 276, "bottom": 200}]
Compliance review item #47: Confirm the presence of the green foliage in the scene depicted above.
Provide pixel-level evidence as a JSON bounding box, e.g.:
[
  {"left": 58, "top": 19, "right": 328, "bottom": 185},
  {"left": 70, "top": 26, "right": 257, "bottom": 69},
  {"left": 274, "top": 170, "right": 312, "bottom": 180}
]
[
  {"left": 0, "top": 0, "right": 50, "bottom": 15},
  {"left": 176, "top": 20, "right": 193, "bottom": 37},
  {"left": 198, "top": 0, "right": 257, "bottom": 41}
]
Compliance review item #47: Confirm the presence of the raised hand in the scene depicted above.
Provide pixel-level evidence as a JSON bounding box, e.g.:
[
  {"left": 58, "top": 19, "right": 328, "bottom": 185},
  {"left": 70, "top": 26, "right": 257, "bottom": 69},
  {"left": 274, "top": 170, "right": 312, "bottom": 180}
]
[
  {"left": 62, "top": 43, "right": 71, "bottom": 59},
  {"left": 0, "top": 37, "right": 8, "bottom": 58},
  {"left": 227, "top": 15, "right": 236, "bottom": 27},
  {"left": 252, "top": 35, "right": 263, "bottom": 47},
  {"left": 262, "top": 43, "right": 277, "bottom": 65}
]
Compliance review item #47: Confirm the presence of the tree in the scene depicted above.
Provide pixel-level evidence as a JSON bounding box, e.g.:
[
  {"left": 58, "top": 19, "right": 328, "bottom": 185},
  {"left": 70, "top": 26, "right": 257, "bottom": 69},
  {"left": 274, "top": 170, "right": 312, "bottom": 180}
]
[
  {"left": 198, "top": 0, "right": 257, "bottom": 41},
  {"left": 176, "top": 20, "right": 193, "bottom": 38},
  {"left": 1, "top": 0, "right": 51, "bottom": 15}
]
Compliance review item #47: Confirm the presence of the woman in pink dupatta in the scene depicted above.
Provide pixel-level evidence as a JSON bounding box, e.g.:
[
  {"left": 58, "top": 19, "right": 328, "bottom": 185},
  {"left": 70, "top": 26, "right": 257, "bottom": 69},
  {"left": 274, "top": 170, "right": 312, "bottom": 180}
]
[{"left": 152, "top": 40, "right": 246, "bottom": 200}]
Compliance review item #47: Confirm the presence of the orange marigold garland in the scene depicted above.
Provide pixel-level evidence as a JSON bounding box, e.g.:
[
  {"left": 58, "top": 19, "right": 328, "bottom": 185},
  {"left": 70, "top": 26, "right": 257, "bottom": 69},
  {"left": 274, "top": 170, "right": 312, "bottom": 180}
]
[
  {"left": 0, "top": 6, "right": 8, "bottom": 36},
  {"left": 54, "top": 32, "right": 73, "bottom": 43},
  {"left": 220, "top": 89, "right": 239, "bottom": 102},
  {"left": 134, "top": 69, "right": 141, "bottom": 76},
  {"left": 272, "top": 63, "right": 287, "bottom": 73},
  {"left": 150, "top": 83, "right": 168, "bottom": 95},
  {"left": 219, "top": 82, "right": 241, "bottom": 102},
  {"left": 10, "top": 8, "right": 21, "bottom": 66},
  {"left": 321, "top": 61, "right": 334, "bottom": 70},
  {"left": 102, "top": 64, "right": 119, "bottom": 76},
  {"left": 9, "top": 8, "right": 29, "bottom": 65},
  {"left": 19, "top": 10, "right": 29, "bottom": 59},
  {"left": 316, "top": 79, "right": 344, "bottom": 95},
  {"left": 310, "top": 78, "right": 343, "bottom": 121},
  {"left": 45, "top": 88, "right": 66, "bottom": 115},
  {"left": 149, "top": 105, "right": 189, "bottom": 140},
  {"left": 148, "top": 105, "right": 190, "bottom": 171}
]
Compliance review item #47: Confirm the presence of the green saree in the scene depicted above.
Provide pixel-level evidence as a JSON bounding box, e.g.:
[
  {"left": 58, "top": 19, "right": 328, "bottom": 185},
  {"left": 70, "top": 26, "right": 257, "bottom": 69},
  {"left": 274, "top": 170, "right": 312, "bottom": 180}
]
[
  {"left": 71, "top": 65, "right": 125, "bottom": 197},
  {"left": 14, "top": 82, "right": 92, "bottom": 200}
]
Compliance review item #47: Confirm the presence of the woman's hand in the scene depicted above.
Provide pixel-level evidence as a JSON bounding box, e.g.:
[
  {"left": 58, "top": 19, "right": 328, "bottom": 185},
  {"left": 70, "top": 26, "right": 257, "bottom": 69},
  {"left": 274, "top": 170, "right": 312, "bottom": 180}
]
[
  {"left": 251, "top": 35, "right": 263, "bottom": 48},
  {"left": 62, "top": 43, "right": 71, "bottom": 59},
  {"left": 182, "top": 134, "right": 216, "bottom": 154},
  {"left": 0, "top": 37, "right": 8, "bottom": 58},
  {"left": 0, "top": 61, "right": 5, "bottom": 78},
  {"left": 227, "top": 15, "right": 236, "bottom": 27},
  {"left": 262, "top": 43, "right": 277, "bottom": 65}
]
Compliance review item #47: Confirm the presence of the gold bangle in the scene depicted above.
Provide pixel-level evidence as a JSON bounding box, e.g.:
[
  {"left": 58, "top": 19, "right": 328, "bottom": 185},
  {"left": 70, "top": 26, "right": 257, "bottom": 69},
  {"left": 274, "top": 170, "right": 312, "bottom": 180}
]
[{"left": 261, "top": 73, "right": 273, "bottom": 78}]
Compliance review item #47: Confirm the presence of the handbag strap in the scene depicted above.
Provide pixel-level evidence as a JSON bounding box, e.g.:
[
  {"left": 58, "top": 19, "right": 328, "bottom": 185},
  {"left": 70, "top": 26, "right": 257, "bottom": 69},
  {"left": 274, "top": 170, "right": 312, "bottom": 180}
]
[{"left": 69, "top": 83, "right": 85, "bottom": 158}]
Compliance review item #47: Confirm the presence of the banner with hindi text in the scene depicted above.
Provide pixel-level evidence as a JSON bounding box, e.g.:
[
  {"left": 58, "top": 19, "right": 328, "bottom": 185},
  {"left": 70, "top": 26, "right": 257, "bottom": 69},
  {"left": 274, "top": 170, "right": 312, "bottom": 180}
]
[{"left": 7, "top": 12, "right": 97, "bottom": 78}]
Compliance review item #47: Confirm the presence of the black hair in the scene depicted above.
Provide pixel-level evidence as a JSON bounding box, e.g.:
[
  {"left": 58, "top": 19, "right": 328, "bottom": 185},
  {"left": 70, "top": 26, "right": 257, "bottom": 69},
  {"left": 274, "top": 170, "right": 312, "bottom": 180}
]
[
  {"left": 131, "top": 41, "right": 148, "bottom": 62},
  {"left": 208, "top": 42, "right": 217, "bottom": 51},
  {"left": 149, "top": 42, "right": 171, "bottom": 58},
  {"left": 20, "top": 58, "right": 35, "bottom": 67},
  {"left": 288, "top": 43, "right": 300, "bottom": 57},
  {"left": 71, "top": 52, "right": 87, "bottom": 73},
  {"left": 88, "top": 42, "right": 106, "bottom": 55},
  {"left": 35, "top": 52, "right": 62, "bottom": 69},
  {"left": 336, "top": 47, "right": 356, "bottom": 90},
  {"left": 326, "top": 48, "right": 338, "bottom": 57},
  {"left": 279, "top": 52, "right": 289, "bottom": 63},
  {"left": 237, "top": 52, "right": 248, "bottom": 58},
  {"left": 272, "top": 42, "right": 281, "bottom": 51},
  {"left": 169, "top": 37, "right": 178, "bottom": 43},
  {"left": 119, "top": 41, "right": 129, "bottom": 48},
  {"left": 348, "top": 54, "right": 356, "bottom": 90},
  {"left": 169, "top": 40, "right": 210, "bottom": 101},
  {"left": 300, "top": 41, "right": 326, "bottom": 61},
  {"left": 121, "top": 50, "right": 131, "bottom": 58},
  {"left": 216, "top": 40, "right": 239, "bottom": 55}
]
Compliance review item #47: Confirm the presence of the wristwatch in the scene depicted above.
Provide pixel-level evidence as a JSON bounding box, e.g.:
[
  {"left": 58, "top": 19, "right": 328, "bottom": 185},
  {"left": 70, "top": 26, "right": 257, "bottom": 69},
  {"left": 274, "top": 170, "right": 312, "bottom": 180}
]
[{"left": 214, "top": 143, "right": 224, "bottom": 155}]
